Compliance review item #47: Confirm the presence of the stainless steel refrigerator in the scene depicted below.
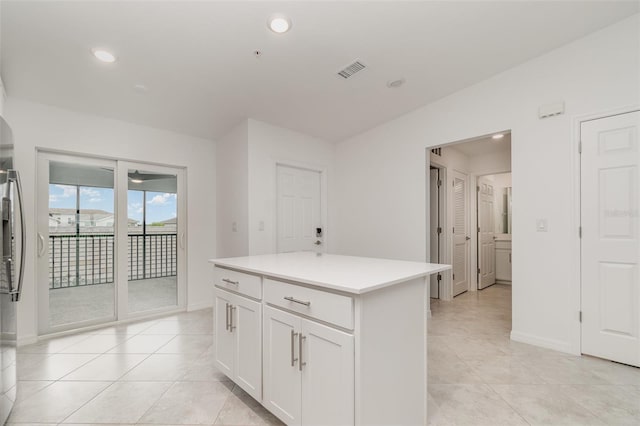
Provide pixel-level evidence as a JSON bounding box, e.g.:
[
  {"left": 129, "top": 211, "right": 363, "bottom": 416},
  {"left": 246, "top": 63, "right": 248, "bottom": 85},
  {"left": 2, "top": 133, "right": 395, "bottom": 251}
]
[{"left": 0, "top": 116, "right": 24, "bottom": 424}]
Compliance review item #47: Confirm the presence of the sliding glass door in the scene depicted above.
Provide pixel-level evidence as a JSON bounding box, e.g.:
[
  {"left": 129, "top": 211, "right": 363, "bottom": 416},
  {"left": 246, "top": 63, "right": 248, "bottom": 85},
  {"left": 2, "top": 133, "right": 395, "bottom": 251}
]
[
  {"left": 124, "top": 164, "right": 182, "bottom": 314},
  {"left": 37, "top": 153, "right": 186, "bottom": 334}
]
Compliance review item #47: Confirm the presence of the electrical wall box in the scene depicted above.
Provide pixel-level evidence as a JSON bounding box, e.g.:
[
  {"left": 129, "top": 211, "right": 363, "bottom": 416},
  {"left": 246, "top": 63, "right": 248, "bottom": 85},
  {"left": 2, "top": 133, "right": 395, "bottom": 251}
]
[{"left": 538, "top": 102, "right": 565, "bottom": 119}]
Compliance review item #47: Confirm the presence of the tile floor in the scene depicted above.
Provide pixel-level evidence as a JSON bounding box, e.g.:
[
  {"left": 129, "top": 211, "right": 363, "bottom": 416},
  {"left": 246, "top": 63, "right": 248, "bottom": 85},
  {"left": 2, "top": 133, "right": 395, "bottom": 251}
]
[
  {"left": 428, "top": 285, "right": 640, "bottom": 425},
  {"left": 9, "top": 284, "right": 640, "bottom": 425}
]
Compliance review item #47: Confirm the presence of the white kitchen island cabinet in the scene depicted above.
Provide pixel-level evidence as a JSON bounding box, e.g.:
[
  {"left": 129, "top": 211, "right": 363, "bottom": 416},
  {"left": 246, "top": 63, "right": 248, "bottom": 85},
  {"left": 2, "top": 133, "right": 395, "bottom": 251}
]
[{"left": 210, "top": 252, "right": 450, "bottom": 426}]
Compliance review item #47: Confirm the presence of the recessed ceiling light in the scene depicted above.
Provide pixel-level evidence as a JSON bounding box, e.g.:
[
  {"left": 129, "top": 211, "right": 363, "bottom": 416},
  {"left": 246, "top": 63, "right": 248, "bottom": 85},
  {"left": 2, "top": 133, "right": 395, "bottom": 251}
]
[
  {"left": 492, "top": 133, "right": 505, "bottom": 140},
  {"left": 133, "top": 84, "right": 149, "bottom": 93},
  {"left": 268, "top": 15, "right": 291, "bottom": 33},
  {"left": 92, "top": 49, "right": 116, "bottom": 63},
  {"left": 387, "top": 78, "right": 406, "bottom": 89}
]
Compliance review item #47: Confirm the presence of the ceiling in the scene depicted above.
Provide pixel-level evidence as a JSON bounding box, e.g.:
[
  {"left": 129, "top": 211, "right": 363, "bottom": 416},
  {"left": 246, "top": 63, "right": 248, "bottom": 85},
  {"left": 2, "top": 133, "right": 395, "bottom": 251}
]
[
  {"left": 449, "top": 133, "right": 511, "bottom": 157},
  {"left": 2, "top": 1, "right": 638, "bottom": 142}
]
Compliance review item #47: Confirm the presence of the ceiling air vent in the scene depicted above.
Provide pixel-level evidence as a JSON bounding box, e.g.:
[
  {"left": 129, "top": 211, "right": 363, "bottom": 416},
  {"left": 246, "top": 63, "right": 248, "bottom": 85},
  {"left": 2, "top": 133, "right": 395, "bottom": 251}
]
[{"left": 337, "top": 60, "right": 366, "bottom": 79}]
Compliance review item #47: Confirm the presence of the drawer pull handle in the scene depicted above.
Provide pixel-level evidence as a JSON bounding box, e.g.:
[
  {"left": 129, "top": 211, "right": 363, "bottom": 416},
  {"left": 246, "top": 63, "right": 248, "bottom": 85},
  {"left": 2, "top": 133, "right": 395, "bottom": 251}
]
[
  {"left": 229, "top": 305, "right": 236, "bottom": 331},
  {"left": 222, "top": 278, "right": 239, "bottom": 285},
  {"left": 291, "top": 330, "right": 298, "bottom": 367},
  {"left": 299, "top": 334, "right": 306, "bottom": 371},
  {"left": 284, "top": 296, "right": 311, "bottom": 307}
]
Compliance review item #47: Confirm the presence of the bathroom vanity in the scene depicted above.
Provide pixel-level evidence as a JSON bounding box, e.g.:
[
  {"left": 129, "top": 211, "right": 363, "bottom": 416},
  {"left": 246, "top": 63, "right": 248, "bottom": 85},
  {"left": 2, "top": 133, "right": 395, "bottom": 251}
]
[{"left": 209, "top": 252, "right": 450, "bottom": 426}]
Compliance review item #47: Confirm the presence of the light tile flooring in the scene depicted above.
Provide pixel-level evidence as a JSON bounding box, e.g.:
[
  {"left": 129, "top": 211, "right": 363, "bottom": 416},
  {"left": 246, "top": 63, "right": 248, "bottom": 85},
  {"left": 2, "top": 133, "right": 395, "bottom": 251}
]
[
  {"left": 428, "top": 284, "right": 640, "bottom": 425},
  {"left": 10, "top": 284, "right": 640, "bottom": 425}
]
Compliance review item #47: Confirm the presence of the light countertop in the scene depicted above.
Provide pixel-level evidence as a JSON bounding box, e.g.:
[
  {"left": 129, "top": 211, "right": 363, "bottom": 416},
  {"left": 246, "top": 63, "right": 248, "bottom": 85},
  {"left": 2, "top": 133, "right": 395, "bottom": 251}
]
[{"left": 209, "top": 252, "right": 450, "bottom": 295}]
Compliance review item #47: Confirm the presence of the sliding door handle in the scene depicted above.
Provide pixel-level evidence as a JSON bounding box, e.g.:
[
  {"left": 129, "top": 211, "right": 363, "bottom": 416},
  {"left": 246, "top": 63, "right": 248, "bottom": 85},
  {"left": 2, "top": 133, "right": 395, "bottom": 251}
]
[{"left": 37, "top": 233, "right": 46, "bottom": 257}]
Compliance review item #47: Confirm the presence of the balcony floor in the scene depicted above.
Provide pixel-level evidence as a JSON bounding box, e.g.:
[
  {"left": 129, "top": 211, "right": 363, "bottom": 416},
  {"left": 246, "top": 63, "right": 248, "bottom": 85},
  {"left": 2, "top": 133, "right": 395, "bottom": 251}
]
[{"left": 49, "top": 277, "right": 177, "bottom": 327}]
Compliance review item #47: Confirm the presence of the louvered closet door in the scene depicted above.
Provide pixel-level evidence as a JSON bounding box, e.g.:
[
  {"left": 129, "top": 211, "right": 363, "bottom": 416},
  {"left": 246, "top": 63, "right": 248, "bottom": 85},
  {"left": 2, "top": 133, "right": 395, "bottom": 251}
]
[
  {"left": 581, "top": 111, "right": 640, "bottom": 367},
  {"left": 452, "top": 171, "right": 469, "bottom": 296}
]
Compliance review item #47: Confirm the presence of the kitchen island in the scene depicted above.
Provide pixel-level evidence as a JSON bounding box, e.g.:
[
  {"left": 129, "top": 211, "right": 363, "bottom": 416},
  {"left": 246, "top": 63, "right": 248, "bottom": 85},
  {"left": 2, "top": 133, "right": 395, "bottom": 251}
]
[{"left": 209, "top": 252, "right": 450, "bottom": 426}]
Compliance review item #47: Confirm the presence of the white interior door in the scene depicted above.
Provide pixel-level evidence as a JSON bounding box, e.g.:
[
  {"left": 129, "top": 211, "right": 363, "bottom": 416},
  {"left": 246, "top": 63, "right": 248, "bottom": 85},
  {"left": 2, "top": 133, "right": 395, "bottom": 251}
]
[
  {"left": 452, "top": 171, "right": 469, "bottom": 296},
  {"left": 429, "top": 168, "right": 440, "bottom": 298},
  {"left": 478, "top": 178, "right": 496, "bottom": 289},
  {"left": 581, "top": 111, "right": 640, "bottom": 367},
  {"left": 277, "top": 165, "right": 322, "bottom": 253}
]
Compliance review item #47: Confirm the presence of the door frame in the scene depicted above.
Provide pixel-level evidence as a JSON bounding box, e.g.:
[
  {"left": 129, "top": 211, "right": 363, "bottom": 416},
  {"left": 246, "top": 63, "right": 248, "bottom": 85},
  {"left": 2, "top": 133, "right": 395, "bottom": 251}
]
[
  {"left": 35, "top": 149, "right": 188, "bottom": 335},
  {"left": 428, "top": 160, "right": 451, "bottom": 300},
  {"left": 274, "top": 160, "right": 328, "bottom": 254},
  {"left": 571, "top": 105, "right": 640, "bottom": 356}
]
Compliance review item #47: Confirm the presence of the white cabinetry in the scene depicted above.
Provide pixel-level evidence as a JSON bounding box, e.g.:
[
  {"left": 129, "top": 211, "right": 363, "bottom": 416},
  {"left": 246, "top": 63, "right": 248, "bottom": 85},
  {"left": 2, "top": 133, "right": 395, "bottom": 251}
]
[
  {"left": 263, "top": 305, "right": 354, "bottom": 426},
  {"left": 211, "top": 253, "right": 450, "bottom": 426},
  {"left": 213, "top": 269, "right": 262, "bottom": 401},
  {"left": 495, "top": 238, "right": 512, "bottom": 283}
]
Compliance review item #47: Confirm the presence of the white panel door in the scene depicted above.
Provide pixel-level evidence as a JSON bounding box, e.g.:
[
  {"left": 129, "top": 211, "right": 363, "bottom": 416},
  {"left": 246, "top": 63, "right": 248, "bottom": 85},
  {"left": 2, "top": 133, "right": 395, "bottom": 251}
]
[
  {"left": 213, "top": 289, "right": 234, "bottom": 377},
  {"left": 233, "top": 296, "right": 262, "bottom": 401},
  {"left": 478, "top": 179, "right": 496, "bottom": 289},
  {"left": 263, "top": 306, "right": 302, "bottom": 425},
  {"left": 581, "top": 111, "right": 640, "bottom": 367},
  {"left": 452, "top": 171, "right": 469, "bottom": 296},
  {"left": 429, "top": 168, "right": 440, "bottom": 298},
  {"left": 300, "top": 319, "right": 354, "bottom": 426},
  {"left": 277, "top": 165, "right": 322, "bottom": 253}
]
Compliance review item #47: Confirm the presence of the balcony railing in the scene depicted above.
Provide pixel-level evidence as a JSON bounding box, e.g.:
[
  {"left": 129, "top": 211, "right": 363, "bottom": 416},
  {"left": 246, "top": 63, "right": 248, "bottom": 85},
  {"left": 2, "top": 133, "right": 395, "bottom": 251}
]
[{"left": 49, "top": 233, "right": 177, "bottom": 289}]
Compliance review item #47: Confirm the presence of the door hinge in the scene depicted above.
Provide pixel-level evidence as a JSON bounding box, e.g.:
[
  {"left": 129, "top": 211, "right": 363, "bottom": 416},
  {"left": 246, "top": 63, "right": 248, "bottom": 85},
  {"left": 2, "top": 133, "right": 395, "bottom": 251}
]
[
  {"left": 477, "top": 186, "right": 480, "bottom": 192},
  {"left": 579, "top": 226, "right": 582, "bottom": 238},
  {"left": 579, "top": 311, "right": 582, "bottom": 323},
  {"left": 452, "top": 273, "right": 455, "bottom": 280},
  {"left": 437, "top": 179, "right": 442, "bottom": 187},
  {"left": 477, "top": 267, "right": 481, "bottom": 274},
  {"left": 437, "top": 227, "right": 442, "bottom": 234},
  {"left": 437, "top": 273, "right": 442, "bottom": 282},
  {"left": 477, "top": 226, "right": 480, "bottom": 233},
  {"left": 452, "top": 227, "right": 455, "bottom": 234},
  {"left": 578, "top": 140, "right": 582, "bottom": 154}
]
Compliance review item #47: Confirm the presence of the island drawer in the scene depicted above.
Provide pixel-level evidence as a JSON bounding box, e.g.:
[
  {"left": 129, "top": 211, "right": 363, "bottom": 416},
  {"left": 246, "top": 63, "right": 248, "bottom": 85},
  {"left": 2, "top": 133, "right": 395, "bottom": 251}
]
[
  {"left": 214, "top": 267, "right": 262, "bottom": 300},
  {"left": 264, "top": 278, "right": 354, "bottom": 329}
]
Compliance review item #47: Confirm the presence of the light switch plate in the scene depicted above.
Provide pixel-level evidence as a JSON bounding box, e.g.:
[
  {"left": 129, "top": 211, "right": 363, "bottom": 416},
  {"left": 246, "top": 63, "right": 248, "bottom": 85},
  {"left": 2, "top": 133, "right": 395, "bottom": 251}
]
[{"left": 536, "top": 219, "right": 548, "bottom": 232}]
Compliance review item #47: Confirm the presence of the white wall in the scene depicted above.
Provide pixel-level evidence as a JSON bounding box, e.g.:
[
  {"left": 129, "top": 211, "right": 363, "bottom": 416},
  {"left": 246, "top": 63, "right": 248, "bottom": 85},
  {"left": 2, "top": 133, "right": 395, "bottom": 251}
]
[
  {"left": 334, "top": 15, "right": 639, "bottom": 354},
  {"left": 6, "top": 98, "right": 216, "bottom": 343},
  {"left": 216, "top": 121, "right": 249, "bottom": 258},
  {"left": 247, "top": 119, "right": 335, "bottom": 255}
]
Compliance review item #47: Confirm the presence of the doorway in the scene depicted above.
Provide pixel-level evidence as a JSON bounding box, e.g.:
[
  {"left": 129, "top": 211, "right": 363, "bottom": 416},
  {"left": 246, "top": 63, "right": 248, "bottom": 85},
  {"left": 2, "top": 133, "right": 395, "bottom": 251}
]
[
  {"left": 36, "top": 152, "right": 187, "bottom": 335},
  {"left": 428, "top": 131, "right": 512, "bottom": 301},
  {"left": 477, "top": 172, "right": 512, "bottom": 290}
]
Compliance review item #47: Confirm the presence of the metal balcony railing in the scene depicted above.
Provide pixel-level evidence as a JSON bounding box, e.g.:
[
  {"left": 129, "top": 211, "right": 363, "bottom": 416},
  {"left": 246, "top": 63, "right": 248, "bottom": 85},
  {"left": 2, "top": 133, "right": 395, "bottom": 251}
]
[{"left": 49, "top": 233, "right": 177, "bottom": 289}]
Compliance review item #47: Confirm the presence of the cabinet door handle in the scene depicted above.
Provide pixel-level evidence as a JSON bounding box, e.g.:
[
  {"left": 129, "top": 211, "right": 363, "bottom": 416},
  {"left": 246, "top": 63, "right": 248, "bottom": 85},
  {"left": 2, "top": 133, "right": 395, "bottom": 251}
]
[
  {"left": 225, "top": 303, "right": 230, "bottom": 331},
  {"left": 222, "top": 278, "right": 239, "bottom": 285},
  {"left": 299, "top": 334, "right": 306, "bottom": 371},
  {"left": 284, "top": 296, "right": 311, "bottom": 306},
  {"left": 229, "top": 306, "right": 236, "bottom": 331},
  {"left": 290, "top": 330, "right": 298, "bottom": 367}
]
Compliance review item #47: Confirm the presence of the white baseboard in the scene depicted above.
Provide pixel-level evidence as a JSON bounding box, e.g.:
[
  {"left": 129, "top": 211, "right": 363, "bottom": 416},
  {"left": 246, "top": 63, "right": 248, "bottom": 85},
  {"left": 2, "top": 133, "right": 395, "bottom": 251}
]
[
  {"left": 17, "top": 334, "right": 38, "bottom": 347},
  {"left": 510, "top": 330, "right": 576, "bottom": 355},
  {"left": 187, "top": 301, "right": 212, "bottom": 312}
]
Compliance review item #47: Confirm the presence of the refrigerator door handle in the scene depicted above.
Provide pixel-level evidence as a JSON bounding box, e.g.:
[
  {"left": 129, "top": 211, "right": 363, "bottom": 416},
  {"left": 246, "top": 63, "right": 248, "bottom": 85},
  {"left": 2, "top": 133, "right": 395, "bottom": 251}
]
[{"left": 8, "top": 170, "right": 25, "bottom": 302}]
